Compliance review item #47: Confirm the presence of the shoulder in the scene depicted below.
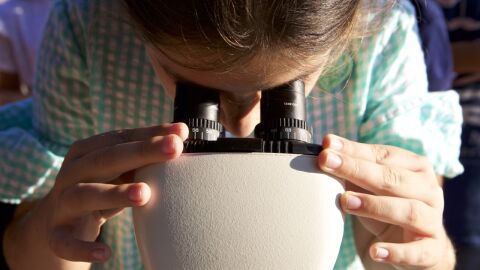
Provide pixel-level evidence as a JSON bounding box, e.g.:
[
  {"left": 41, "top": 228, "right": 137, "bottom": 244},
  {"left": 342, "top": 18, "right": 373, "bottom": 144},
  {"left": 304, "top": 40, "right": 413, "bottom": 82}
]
[
  {"left": 316, "top": 0, "right": 420, "bottom": 92},
  {"left": 362, "top": 0, "right": 418, "bottom": 49},
  {"left": 44, "top": 0, "right": 132, "bottom": 55},
  {"left": 346, "top": 0, "right": 422, "bottom": 72},
  {"left": 51, "top": 0, "right": 125, "bottom": 27}
]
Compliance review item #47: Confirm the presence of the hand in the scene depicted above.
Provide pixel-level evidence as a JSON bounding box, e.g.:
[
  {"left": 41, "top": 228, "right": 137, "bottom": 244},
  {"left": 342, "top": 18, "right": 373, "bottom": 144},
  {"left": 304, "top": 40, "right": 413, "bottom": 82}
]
[
  {"left": 4, "top": 123, "right": 188, "bottom": 270},
  {"left": 318, "top": 134, "right": 455, "bottom": 270}
]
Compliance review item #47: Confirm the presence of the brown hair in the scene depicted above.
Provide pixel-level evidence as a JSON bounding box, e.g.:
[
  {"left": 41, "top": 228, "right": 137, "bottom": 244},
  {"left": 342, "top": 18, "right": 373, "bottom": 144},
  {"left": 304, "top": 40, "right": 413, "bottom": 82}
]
[{"left": 123, "top": 0, "right": 364, "bottom": 71}]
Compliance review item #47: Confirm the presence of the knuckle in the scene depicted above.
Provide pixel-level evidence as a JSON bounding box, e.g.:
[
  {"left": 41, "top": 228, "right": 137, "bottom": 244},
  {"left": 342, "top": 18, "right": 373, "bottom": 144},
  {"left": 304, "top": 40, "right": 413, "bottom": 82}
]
[
  {"left": 372, "top": 145, "right": 391, "bottom": 163},
  {"left": 92, "top": 148, "right": 114, "bottom": 170},
  {"left": 55, "top": 164, "right": 75, "bottom": 188},
  {"left": 60, "top": 184, "right": 88, "bottom": 211},
  {"left": 90, "top": 210, "right": 107, "bottom": 228},
  {"left": 394, "top": 247, "right": 409, "bottom": 265},
  {"left": 348, "top": 158, "right": 362, "bottom": 179},
  {"left": 66, "top": 139, "right": 88, "bottom": 160},
  {"left": 138, "top": 139, "right": 155, "bottom": 158},
  {"left": 366, "top": 199, "right": 384, "bottom": 217},
  {"left": 57, "top": 189, "right": 72, "bottom": 214},
  {"left": 68, "top": 141, "right": 82, "bottom": 155},
  {"left": 407, "top": 200, "right": 421, "bottom": 226},
  {"left": 415, "top": 245, "right": 433, "bottom": 266},
  {"left": 416, "top": 155, "right": 434, "bottom": 173},
  {"left": 424, "top": 183, "right": 444, "bottom": 209},
  {"left": 381, "top": 167, "right": 403, "bottom": 191},
  {"left": 113, "top": 129, "right": 135, "bottom": 143},
  {"left": 417, "top": 155, "right": 432, "bottom": 168}
]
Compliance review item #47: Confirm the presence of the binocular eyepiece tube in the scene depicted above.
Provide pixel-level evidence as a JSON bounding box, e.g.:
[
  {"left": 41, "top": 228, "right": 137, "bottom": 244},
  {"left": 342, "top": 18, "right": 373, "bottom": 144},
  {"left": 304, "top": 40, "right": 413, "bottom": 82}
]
[{"left": 173, "top": 80, "right": 313, "bottom": 144}]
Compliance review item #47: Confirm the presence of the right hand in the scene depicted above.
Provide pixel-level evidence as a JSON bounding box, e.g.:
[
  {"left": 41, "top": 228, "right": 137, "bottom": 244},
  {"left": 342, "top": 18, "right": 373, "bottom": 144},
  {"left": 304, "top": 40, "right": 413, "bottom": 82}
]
[{"left": 5, "top": 123, "right": 188, "bottom": 269}]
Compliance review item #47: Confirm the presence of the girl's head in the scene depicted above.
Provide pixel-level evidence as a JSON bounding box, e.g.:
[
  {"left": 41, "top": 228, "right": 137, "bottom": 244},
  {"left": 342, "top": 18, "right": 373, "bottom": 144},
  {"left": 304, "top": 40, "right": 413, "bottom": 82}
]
[{"left": 123, "top": 0, "right": 362, "bottom": 136}]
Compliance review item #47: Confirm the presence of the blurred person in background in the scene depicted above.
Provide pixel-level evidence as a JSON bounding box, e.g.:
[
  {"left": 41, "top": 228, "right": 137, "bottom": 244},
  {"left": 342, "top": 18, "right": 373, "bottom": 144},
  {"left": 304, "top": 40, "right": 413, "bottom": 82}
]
[
  {"left": 437, "top": 0, "right": 480, "bottom": 269},
  {"left": 0, "top": 1, "right": 52, "bottom": 269},
  {"left": 410, "top": 0, "right": 455, "bottom": 93},
  {"left": 0, "top": 0, "right": 53, "bottom": 105}
]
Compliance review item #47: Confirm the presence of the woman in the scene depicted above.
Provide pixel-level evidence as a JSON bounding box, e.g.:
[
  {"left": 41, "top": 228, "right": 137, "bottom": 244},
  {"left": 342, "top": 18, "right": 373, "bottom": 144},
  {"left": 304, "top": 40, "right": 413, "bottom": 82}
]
[{"left": 1, "top": 0, "right": 462, "bottom": 269}]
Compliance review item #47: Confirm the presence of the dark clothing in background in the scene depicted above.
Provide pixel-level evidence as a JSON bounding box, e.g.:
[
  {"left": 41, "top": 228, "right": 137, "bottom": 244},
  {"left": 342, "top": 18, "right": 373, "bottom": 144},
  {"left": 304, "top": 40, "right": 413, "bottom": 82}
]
[
  {"left": 444, "top": 90, "right": 480, "bottom": 247},
  {"left": 455, "top": 246, "right": 480, "bottom": 270},
  {"left": 409, "top": 1, "right": 480, "bottom": 267},
  {"left": 443, "top": 1, "right": 480, "bottom": 42},
  {"left": 410, "top": 0, "right": 455, "bottom": 91},
  {"left": 440, "top": 1, "right": 480, "bottom": 269}
]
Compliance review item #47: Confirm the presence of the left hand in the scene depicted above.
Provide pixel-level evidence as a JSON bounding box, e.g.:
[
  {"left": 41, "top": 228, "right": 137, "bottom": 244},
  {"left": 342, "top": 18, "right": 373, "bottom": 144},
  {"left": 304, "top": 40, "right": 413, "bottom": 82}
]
[{"left": 318, "top": 134, "right": 455, "bottom": 270}]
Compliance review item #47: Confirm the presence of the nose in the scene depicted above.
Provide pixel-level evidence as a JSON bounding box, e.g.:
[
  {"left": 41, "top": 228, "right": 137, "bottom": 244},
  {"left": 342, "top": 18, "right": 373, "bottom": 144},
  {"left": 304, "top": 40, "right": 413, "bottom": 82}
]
[{"left": 219, "top": 92, "right": 261, "bottom": 137}]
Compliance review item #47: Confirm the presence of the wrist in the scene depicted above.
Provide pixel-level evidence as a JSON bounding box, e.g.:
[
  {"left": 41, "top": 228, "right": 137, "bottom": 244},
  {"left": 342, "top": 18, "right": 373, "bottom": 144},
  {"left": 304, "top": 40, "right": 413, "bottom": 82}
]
[
  {"left": 4, "top": 198, "right": 92, "bottom": 270},
  {"left": 3, "top": 204, "right": 32, "bottom": 269}
]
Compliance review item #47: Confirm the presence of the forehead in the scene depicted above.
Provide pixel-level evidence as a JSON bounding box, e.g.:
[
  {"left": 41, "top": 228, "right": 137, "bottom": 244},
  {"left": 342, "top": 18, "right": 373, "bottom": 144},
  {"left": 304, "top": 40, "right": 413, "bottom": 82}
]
[{"left": 148, "top": 46, "right": 327, "bottom": 93}]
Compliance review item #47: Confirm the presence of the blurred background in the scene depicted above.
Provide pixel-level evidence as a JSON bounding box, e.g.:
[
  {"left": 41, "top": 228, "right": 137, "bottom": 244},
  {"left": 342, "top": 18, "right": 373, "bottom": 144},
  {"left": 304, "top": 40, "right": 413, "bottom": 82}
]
[{"left": 0, "top": 0, "right": 479, "bottom": 269}]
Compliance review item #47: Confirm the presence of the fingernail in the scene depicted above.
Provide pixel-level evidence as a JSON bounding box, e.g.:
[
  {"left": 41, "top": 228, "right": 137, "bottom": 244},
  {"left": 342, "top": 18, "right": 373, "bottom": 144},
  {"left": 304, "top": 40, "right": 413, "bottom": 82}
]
[
  {"left": 161, "top": 136, "right": 177, "bottom": 154},
  {"left": 91, "top": 248, "right": 106, "bottom": 260},
  {"left": 128, "top": 185, "right": 143, "bottom": 202},
  {"left": 345, "top": 194, "right": 362, "bottom": 210},
  {"left": 329, "top": 138, "right": 343, "bottom": 151},
  {"left": 375, "top": 247, "right": 389, "bottom": 259},
  {"left": 326, "top": 153, "right": 342, "bottom": 169}
]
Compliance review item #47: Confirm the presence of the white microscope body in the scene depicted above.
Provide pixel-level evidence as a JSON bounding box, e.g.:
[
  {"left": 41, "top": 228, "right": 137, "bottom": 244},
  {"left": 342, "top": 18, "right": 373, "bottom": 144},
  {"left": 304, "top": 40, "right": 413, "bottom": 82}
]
[{"left": 133, "top": 80, "right": 345, "bottom": 270}]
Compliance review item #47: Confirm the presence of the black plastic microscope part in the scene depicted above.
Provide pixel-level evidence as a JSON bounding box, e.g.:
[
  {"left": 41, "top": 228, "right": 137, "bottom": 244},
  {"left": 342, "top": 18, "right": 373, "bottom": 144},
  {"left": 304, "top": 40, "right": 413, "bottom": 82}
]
[
  {"left": 254, "top": 80, "right": 313, "bottom": 143},
  {"left": 173, "top": 82, "right": 223, "bottom": 141},
  {"left": 182, "top": 138, "right": 322, "bottom": 155},
  {"left": 174, "top": 80, "right": 322, "bottom": 156}
]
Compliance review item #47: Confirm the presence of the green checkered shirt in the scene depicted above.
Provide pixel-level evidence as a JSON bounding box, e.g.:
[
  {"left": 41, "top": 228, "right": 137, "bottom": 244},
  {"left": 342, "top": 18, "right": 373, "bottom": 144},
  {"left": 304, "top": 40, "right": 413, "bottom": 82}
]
[{"left": 0, "top": 0, "right": 463, "bottom": 269}]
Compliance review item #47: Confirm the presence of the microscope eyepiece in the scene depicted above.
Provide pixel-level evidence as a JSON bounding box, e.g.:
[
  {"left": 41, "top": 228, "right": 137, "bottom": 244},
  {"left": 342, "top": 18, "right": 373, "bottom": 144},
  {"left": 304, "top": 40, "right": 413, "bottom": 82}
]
[
  {"left": 173, "top": 82, "right": 223, "bottom": 141},
  {"left": 173, "top": 79, "right": 318, "bottom": 154},
  {"left": 254, "top": 80, "right": 313, "bottom": 143}
]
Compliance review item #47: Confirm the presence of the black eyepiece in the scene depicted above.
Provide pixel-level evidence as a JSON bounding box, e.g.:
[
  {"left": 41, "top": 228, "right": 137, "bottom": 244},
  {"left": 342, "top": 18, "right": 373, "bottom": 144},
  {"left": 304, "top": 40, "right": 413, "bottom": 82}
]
[
  {"left": 254, "top": 80, "right": 313, "bottom": 143},
  {"left": 175, "top": 80, "right": 319, "bottom": 155},
  {"left": 173, "top": 82, "right": 223, "bottom": 141}
]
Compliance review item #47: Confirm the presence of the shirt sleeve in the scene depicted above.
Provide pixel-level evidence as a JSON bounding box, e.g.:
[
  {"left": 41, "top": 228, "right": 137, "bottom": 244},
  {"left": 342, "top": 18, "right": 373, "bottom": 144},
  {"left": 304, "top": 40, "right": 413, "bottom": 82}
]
[
  {"left": 0, "top": 14, "right": 17, "bottom": 73},
  {"left": 358, "top": 0, "right": 463, "bottom": 178},
  {"left": 0, "top": 0, "right": 92, "bottom": 203},
  {"left": 0, "top": 99, "right": 63, "bottom": 204}
]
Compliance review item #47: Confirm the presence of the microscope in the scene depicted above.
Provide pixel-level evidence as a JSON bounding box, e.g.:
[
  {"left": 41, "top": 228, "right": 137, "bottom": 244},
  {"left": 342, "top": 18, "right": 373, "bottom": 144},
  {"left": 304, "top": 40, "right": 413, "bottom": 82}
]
[{"left": 133, "top": 80, "right": 345, "bottom": 270}]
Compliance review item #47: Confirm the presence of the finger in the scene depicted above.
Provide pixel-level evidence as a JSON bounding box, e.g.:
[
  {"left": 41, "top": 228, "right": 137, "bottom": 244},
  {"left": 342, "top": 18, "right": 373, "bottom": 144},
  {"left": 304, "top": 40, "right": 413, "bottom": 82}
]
[
  {"left": 322, "top": 134, "right": 431, "bottom": 172},
  {"left": 65, "top": 123, "right": 189, "bottom": 161},
  {"left": 61, "top": 134, "right": 183, "bottom": 185},
  {"left": 72, "top": 208, "right": 125, "bottom": 241},
  {"left": 341, "top": 192, "right": 441, "bottom": 236},
  {"left": 318, "top": 149, "right": 437, "bottom": 201},
  {"left": 98, "top": 208, "right": 124, "bottom": 220},
  {"left": 49, "top": 226, "right": 112, "bottom": 262},
  {"left": 369, "top": 238, "right": 442, "bottom": 268},
  {"left": 58, "top": 182, "right": 151, "bottom": 222}
]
